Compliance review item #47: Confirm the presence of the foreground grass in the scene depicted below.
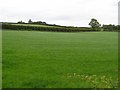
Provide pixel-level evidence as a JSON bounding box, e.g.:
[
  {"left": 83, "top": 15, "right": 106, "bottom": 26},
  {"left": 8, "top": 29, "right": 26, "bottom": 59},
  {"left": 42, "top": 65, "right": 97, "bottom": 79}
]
[{"left": 2, "top": 30, "right": 118, "bottom": 88}]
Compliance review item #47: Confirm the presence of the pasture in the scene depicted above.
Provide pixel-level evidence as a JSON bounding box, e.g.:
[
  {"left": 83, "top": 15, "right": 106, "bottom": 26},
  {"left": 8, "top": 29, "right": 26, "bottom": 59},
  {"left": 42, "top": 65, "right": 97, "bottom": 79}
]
[{"left": 2, "top": 30, "right": 118, "bottom": 88}]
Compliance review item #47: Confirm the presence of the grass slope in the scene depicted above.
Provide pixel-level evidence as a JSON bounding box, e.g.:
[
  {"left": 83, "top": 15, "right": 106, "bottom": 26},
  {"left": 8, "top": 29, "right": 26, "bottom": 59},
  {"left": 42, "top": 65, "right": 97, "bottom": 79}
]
[
  {"left": 2, "top": 30, "right": 118, "bottom": 88},
  {"left": 11, "top": 24, "right": 59, "bottom": 28}
]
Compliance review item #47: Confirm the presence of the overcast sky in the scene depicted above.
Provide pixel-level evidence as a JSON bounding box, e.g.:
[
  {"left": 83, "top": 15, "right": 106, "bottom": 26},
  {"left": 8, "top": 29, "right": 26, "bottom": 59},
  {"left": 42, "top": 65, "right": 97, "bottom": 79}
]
[{"left": 0, "top": 0, "right": 119, "bottom": 27}]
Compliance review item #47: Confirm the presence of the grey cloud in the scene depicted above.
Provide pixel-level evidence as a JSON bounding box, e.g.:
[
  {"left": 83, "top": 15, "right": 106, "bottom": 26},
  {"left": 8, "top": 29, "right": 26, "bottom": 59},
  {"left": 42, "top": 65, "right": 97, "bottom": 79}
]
[{"left": 0, "top": 0, "right": 119, "bottom": 26}]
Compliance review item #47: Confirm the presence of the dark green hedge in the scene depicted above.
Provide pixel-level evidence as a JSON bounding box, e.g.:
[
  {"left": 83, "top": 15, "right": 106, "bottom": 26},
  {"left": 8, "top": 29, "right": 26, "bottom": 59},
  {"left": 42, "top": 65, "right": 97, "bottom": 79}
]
[
  {"left": 102, "top": 25, "right": 119, "bottom": 32},
  {"left": 2, "top": 24, "right": 95, "bottom": 32}
]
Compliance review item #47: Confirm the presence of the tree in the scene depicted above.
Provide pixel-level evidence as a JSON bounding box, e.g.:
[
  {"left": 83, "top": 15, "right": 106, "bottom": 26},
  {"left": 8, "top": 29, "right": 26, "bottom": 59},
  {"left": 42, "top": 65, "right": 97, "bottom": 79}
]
[
  {"left": 28, "top": 19, "right": 32, "bottom": 23},
  {"left": 17, "top": 21, "right": 25, "bottom": 24},
  {"left": 102, "top": 24, "right": 118, "bottom": 31},
  {"left": 89, "top": 18, "right": 101, "bottom": 30}
]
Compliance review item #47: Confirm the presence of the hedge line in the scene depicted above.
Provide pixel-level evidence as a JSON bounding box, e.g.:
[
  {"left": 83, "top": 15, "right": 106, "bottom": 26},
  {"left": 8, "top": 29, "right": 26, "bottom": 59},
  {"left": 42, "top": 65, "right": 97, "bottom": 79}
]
[{"left": 2, "top": 24, "right": 96, "bottom": 32}]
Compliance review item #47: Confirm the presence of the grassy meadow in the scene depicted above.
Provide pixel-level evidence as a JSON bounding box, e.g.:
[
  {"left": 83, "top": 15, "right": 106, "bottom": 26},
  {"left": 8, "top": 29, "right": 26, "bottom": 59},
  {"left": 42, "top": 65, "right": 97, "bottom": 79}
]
[{"left": 2, "top": 30, "right": 118, "bottom": 88}]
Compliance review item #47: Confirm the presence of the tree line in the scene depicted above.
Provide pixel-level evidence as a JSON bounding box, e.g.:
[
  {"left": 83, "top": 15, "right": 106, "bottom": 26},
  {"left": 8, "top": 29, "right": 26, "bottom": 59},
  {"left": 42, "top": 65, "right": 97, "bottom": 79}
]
[
  {"left": 89, "top": 18, "right": 119, "bottom": 31},
  {"left": 2, "top": 18, "right": 119, "bottom": 32},
  {"left": 2, "top": 23, "right": 93, "bottom": 32}
]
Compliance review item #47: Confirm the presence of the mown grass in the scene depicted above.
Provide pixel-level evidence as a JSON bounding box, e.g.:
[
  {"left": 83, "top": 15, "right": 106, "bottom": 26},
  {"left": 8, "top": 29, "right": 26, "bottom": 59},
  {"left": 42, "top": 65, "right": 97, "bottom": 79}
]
[{"left": 2, "top": 30, "right": 118, "bottom": 88}]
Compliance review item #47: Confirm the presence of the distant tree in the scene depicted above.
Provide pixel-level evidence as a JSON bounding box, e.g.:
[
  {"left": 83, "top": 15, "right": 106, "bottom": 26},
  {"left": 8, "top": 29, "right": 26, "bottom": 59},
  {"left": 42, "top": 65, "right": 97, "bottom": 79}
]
[
  {"left": 102, "top": 24, "right": 118, "bottom": 31},
  {"left": 28, "top": 19, "right": 32, "bottom": 23},
  {"left": 32, "top": 21, "right": 47, "bottom": 25},
  {"left": 89, "top": 18, "right": 101, "bottom": 30},
  {"left": 17, "top": 21, "right": 25, "bottom": 24}
]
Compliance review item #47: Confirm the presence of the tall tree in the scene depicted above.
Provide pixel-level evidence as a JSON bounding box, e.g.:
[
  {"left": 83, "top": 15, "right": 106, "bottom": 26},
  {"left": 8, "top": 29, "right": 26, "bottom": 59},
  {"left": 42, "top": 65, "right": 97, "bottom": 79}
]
[
  {"left": 89, "top": 18, "right": 101, "bottom": 30},
  {"left": 28, "top": 19, "right": 32, "bottom": 23}
]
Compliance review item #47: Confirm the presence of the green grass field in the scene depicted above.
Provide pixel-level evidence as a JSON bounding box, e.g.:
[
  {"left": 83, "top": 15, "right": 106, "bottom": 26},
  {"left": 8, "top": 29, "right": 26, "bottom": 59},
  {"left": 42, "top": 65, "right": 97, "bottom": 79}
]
[{"left": 2, "top": 30, "right": 118, "bottom": 88}]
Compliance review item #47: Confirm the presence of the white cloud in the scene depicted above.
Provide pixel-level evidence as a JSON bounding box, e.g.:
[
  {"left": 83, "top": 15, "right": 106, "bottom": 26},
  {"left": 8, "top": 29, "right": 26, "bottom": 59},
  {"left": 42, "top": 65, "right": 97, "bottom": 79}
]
[{"left": 0, "top": 0, "right": 119, "bottom": 26}]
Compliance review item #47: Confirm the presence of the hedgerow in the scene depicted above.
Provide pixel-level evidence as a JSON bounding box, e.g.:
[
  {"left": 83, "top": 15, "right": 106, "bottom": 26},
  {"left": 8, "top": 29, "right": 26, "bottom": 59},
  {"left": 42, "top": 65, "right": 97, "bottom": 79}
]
[{"left": 2, "top": 23, "right": 94, "bottom": 32}]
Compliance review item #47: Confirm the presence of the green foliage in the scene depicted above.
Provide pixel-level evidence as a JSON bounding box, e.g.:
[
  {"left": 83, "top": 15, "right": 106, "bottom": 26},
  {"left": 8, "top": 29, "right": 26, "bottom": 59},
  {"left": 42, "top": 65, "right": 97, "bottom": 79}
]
[
  {"left": 3, "top": 31, "right": 118, "bottom": 88},
  {"left": 28, "top": 19, "right": 32, "bottom": 23},
  {"left": 102, "top": 24, "right": 118, "bottom": 31},
  {"left": 89, "top": 18, "right": 101, "bottom": 31},
  {"left": 31, "top": 21, "right": 47, "bottom": 25},
  {"left": 2, "top": 23, "right": 92, "bottom": 32},
  {"left": 17, "top": 21, "right": 25, "bottom": 24}
]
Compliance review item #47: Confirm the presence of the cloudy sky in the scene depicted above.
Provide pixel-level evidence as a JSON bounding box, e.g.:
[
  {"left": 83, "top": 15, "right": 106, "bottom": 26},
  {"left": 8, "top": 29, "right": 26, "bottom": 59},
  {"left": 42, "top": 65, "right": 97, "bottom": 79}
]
[{"left": 0, "top": 0, "right": 119, "bottom": 27}]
